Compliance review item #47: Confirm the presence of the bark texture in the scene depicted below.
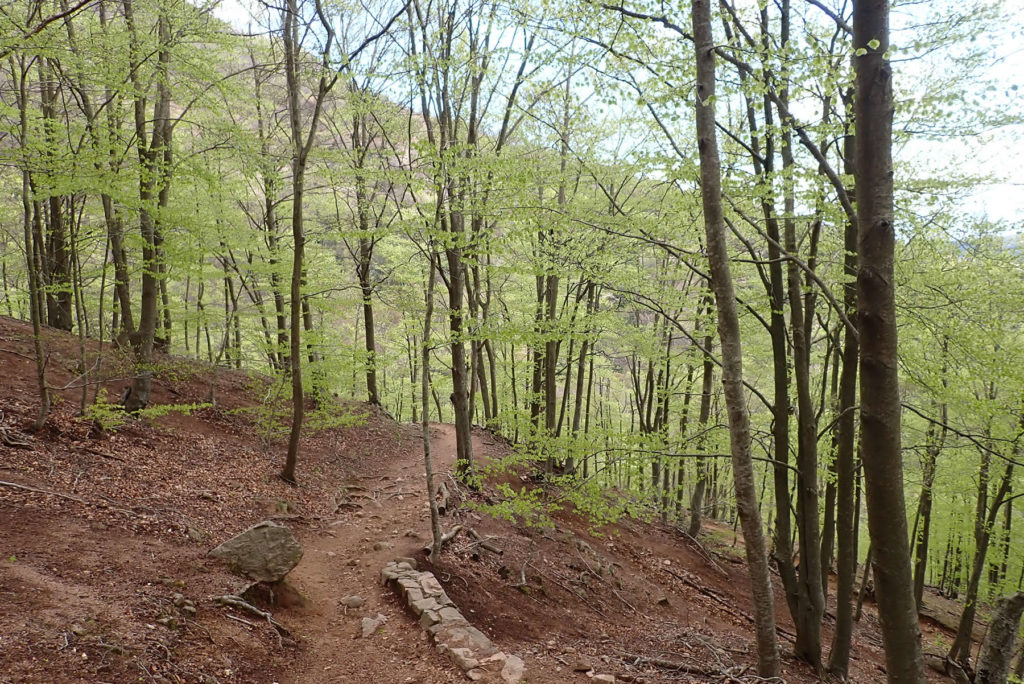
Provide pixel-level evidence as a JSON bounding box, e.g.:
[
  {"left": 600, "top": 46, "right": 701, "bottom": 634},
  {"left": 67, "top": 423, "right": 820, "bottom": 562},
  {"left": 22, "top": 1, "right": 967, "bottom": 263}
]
[
  {"left": 975, "top": 592, "right": 1024, "bottom": 684},
  {"left": 691, "top": 0, "right": 779, "bottom": 676},
  {"left": 853, "top": 0, "right": 924, "bottom": 681}
]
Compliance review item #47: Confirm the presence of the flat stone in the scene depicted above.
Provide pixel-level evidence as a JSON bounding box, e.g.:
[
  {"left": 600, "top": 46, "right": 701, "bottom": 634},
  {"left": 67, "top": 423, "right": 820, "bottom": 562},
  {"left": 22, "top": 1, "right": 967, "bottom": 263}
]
[
  {"left": 440, "top": 625, "right": 494, "bottom": 655},
  {"left": 398, "top": 577, "right": 421, "bottom": 594},
  {"left": 421, "top": 576, "right": 444, "bottom": 596},
  {"left": 419, "top": 609, "right": 441, "bottom": 629},
  {"left": 410, "top": 597, "right": 441, "bottom": 616},
  {"left": 463, "top": 626, "right": 496, "bottom": 653},
  {"left": 449, "top": 647, "right": 479, "bottom": 671},
  {"left": 395, "top": 556, "right": 418, "bottom": 569},
  {"left": 438, "top": 606, "right": 466, "bottom": 623},
  {"left": 593, "top": 675, "right": 616, "bottom": 683},
  {"left": 209, "top": 521, "right": 303, "bottom": 583}
]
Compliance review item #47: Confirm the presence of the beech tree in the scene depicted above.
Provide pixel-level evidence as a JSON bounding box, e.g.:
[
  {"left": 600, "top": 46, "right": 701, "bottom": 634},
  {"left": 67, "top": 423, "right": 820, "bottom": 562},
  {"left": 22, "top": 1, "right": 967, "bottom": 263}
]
[
  {"left": 690, "top": 0, "right": 779, "bottom": 675},
  {"left": 853, "top": 0, "right": 924, "bottom": 681},
  {"left": 0, "top": 0, "right": 1021, "bottom": 677}
]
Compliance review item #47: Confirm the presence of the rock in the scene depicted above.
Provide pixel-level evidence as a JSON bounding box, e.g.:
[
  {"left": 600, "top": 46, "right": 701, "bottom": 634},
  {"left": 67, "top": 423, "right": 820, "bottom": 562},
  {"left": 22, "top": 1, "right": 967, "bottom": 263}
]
[
  {"left": 155, "top": 616, "right": 178, "bottom": 629},
  {"left": 420, "top": 575, "right": 444, "bottom": 596},
  {"left": 449, "top": 647, "right": 480, "bottom": 671},
  {"left": 380, "top": 560, "right": 523, "bottom": 683},
  {"left": 573, "top": 657, "right": 594, "bottom": 672},
  {"left": 438, "top": 606, "right": 465, "bottom": 624},
  {"left": 593, "top": 675, "right": 615, "bottom": 683},
  {"left": 361, "top": 612, "right": 387, "bottom": 638},
  {"left": 373, "top": 541, "right": 392, "bottom": 551},
  {"left": 209, "top": 521, "right": 303, "bottom": 583},
  {"left": 410, "top": 597, "right": 441, "bottom": 615},
  {"left": 340, "top": 595, "right": 365, "bottom": 609},
  {"left": 395, "top": 556, "right": 418, "bottom": 569},
  {"left": 501, "top": 654, "right": 525, "bottom": 683},
  {"left": 419, "top": 609, "right": 441, "bottom": 629}
]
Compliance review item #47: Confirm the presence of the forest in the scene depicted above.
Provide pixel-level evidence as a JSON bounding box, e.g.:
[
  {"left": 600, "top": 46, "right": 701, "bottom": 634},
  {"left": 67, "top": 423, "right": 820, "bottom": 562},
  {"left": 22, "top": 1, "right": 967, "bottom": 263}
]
[{"left": 1, "top": 0, "right": 1023, "bottom": 682}]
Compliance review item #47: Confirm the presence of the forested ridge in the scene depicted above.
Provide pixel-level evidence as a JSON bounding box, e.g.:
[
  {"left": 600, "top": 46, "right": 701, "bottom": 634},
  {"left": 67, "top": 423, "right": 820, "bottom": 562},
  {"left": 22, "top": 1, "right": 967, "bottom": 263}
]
[{"left": 1, "top": 0, "right": 1023, "bottom": 682}]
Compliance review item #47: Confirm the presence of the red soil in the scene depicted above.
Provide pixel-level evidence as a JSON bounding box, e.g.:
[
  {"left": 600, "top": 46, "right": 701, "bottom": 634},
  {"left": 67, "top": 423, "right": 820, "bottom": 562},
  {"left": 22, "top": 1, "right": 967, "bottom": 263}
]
[{"left": 0, "top": 315, "right": 959, "bottom": 683}]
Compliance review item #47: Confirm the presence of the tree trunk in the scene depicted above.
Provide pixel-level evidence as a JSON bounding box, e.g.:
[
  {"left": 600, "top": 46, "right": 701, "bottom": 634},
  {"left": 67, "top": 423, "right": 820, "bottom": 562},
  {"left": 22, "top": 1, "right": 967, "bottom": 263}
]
[
  {"left": 421, "top": 246, "right": 444, "bottom": 562},
  {"left": 914, "top": 408, "right": 945, "bottom": 610},
  {"left": 14, "top": 54, "right": 50, "bottom": 429},
  {"left": 853, "top": 0, "right": 924, "bottom": 679},
  {"left": 949, "top": 462, "right": 1015, "bottom": 667},
  {"left": 281, "top": 0, "right": 305, "bottom": 483},
  {"left": 975, "top": 592, "right": 1024, "bottom": 684},
  {"left": 123, "top": 0, "right": 171, "bottom": 414},
  {"left": 688, "top": 294, "right": 714, "bottom": 536},
  {"left": 691, "top": 0, "right": 779, "bottom": 675},
  {"left": 828, "top": 173, "right": 861, "bottom": 676}
]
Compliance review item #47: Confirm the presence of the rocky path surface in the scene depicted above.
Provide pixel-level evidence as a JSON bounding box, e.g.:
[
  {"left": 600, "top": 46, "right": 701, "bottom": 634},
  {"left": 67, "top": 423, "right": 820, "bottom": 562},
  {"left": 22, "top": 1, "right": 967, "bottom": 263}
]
[{"left": 278, "top": 423, "right": 464, "bottom": 684}]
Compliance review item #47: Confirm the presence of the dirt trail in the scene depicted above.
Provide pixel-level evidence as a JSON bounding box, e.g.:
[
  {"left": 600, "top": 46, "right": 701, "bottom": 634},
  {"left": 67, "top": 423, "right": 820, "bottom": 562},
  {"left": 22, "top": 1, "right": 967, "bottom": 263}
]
[{"left": 278, "top": 423, "right": 463, "bottom": 684}]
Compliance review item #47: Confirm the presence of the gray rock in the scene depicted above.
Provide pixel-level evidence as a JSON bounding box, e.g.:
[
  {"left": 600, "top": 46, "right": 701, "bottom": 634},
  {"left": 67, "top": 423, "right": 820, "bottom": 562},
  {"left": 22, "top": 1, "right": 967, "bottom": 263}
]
[
  {"left": 593, "top": 675, "right": 616, "bottom": 683},
  {"left": 420, "top": 575, "right": 444, "bottom": 597},
  {"left": 340, "top": 595, "right": 365, "bottom": 609},
  {"left": 572, "top": 657, "right": 594, "bottom": 672},
  {"left": 361, "top": 612, "right": 387, "bottom": 638},
  {"left": 438, "top": 606, "right": 465, "bottom": 624},
  {"left": 449, "top": 647, "right": 480, "bottom": 671},
  {"left": 419, "top": 609, "right": 441, "bottom": 629},
  {"left": 501, "top": 654, "right": 525, "bottom": 683},
  {"left": 410, "top": 596, "right": 441, "bottom": 615},
  {"left": 209, "top": 521, "right": 303, "bottom": 583}
]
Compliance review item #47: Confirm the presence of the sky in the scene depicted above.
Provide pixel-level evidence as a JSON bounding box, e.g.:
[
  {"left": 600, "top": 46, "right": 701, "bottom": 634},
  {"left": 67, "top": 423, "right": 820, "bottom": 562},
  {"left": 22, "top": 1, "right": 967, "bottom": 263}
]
[
  {"left": 896, "top": 0, "right": 1024, "bottom": 226},
  {"left": 212, "top": 0, "right": 1024, "bottom": 225}
]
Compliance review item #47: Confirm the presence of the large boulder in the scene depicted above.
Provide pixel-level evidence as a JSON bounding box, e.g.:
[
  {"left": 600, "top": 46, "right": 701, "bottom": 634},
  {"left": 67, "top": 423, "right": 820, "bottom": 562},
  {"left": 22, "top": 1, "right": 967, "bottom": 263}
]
[{"left": 209, "top": 520, "right": 303, "bottom": 583}]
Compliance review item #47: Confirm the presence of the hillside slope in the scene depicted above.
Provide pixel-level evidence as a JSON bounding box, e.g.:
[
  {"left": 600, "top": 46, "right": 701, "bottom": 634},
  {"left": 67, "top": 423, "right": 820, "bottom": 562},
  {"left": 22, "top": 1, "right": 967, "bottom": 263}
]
[{"left": 1, "top": 316, "right": 958, "bottom": 683}]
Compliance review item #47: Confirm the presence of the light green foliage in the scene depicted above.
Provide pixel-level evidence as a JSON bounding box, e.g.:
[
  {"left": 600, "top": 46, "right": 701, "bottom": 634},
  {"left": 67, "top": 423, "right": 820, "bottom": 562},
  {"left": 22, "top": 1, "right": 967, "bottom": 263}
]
[
  {"left": 85, "top": 389, "right": 211, "bottom": 432},
  {"left": 0, "top": 0, "right": 1021, "bottom": 617}
]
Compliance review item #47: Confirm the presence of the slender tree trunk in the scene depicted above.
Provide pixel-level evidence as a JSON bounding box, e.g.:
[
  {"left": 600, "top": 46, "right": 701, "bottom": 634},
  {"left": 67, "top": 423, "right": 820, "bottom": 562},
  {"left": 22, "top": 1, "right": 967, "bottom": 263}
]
[
  {"left": 691, "top": 0, "right": 779, "bottom": 675},
  {"left": 688, "top": 294, "right": 714, "bottom": 536},
  {"left": 949, "top": 462, "right": 1015, "bottom": 667},
  {"left": 281, "top": 0, "right": 305, "bottom": 483},
  {"left": 914, "top": 409, "right": 945, "bottom": 610},
  {"left": 421, "top": 246, "right": 443, "bottom": 562},
  {"left": 123, "top": 0, "right": 171, "bottom": 414},
  {"left": 14, "top": 54, "right": 50, "bottom": 429},
  {"left": 828, "top": 160, "right": 860, "bottom": 675}
]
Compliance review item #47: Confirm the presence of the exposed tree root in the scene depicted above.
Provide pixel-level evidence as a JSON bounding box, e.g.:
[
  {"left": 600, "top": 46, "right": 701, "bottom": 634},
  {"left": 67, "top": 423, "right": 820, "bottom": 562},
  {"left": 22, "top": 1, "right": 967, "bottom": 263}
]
[{"left": 212, "top": 594, "right": 291, "bottom": 646}]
